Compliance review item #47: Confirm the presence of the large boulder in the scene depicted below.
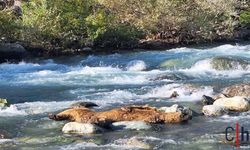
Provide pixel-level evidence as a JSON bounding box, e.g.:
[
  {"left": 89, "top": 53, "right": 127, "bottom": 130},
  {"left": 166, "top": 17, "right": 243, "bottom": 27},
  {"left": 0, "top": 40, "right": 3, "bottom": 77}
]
[
  {"left": 213, "top": 96, "right": 250, "bottom": 111},
  {"left": 211, "top": 57, "right": 250, "bottom": 70},
  {"left": 62, "top": 122, "right": 104, "bottom": 134},
  {"left": 111, "top": 121, "right": 151, "bottom": 130},
  {"left": 202, "top": 105, "right": 228, "bottom": 117},
  {"left": 222, "top": 83, "right": 250, "bottom": 97},
  {"left": 0, "top": 43, "right": 28, "bottom": 63}
]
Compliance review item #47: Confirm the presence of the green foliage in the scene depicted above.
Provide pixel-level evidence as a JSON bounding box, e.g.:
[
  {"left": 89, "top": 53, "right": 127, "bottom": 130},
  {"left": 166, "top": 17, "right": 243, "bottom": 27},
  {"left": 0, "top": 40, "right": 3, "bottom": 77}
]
[
  {"left": 94, "top": 23, "right": 144, "bottom": 48},
  {"left": 0, "top": 0, "right": 245, "bottom": 50},
  {"left": 240, "top": 11, "right": 250, "bottom": 26},
  {"left": 85, "top": 9, "right": 113, "bottom": 40},
  {"left": 0, "top": 11, "right": 22, "bottom": 40}
]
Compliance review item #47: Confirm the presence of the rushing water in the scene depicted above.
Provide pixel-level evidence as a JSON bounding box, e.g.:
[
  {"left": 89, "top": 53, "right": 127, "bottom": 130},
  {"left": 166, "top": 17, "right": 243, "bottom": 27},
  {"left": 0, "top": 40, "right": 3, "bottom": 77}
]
[{"left": 0, "top": 44, "right": 250, "bottom": 149}]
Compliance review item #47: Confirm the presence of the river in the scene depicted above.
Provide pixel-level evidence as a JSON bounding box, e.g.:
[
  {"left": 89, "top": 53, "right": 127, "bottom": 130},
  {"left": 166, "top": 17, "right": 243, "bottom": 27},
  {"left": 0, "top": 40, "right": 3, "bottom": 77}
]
[{"left": 0, "top": 44, "right": 250, "bottom": 149}]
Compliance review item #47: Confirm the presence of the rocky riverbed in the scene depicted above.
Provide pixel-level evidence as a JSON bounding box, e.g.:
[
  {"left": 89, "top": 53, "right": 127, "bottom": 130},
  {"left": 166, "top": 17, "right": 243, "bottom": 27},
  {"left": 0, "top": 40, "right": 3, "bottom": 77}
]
[{"left": 0, "top": 44, "right": 250, "bottom": 149}]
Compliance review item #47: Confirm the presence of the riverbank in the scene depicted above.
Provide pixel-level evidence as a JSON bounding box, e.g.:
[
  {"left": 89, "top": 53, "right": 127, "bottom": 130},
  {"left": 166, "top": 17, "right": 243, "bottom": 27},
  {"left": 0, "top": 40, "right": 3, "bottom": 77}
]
[
  {"left": 1, "top": 38, "right": 250, "bottom": 63},
  {"left": 1, "top": 0, "right": 249, "bottom": 62}
]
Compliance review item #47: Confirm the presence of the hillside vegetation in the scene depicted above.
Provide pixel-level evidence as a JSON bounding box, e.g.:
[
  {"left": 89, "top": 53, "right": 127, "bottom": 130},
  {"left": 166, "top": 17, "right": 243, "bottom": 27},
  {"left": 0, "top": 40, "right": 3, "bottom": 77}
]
[{"left": 0, "top": 0, "right": 249, "bottom": 52}]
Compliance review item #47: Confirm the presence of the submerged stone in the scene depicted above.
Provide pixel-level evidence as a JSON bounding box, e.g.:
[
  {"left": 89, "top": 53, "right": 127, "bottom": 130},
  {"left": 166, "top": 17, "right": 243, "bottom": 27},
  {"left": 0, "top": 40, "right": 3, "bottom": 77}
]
[
  {"left": 149, "top": 74, "right": 183, "bottom": 81},
  {"left": 160, "top": 59, "right": 183, "bottom": 69},
  {"left": 62, "top": 122, "right": 104, "bottom": 134},
  {"left": 211, "top": 56, "right": 250, "bottom": 70},
  {"left": 125, "top": 138, "right": 151, "bottom": 149},
  {"left": 17, "top": 135, "right": 75, "bottom": 144},
  {"left": 111, "top": 121, "right": 151, "bottom": 130}
]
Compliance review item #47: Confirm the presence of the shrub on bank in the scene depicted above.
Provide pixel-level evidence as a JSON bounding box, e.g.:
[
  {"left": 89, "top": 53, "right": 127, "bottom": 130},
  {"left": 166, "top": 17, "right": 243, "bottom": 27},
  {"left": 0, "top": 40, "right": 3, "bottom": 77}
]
[{"left": 0, "top": 0, "right": 249, "bottom": 51}]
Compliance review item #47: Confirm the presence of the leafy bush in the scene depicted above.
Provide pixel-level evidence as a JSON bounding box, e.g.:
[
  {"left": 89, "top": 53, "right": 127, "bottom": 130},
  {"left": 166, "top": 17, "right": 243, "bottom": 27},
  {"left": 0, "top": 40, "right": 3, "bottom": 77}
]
[
  {"left": 240, "top": 11, "right": 250, "bottom": 27},
  {"left": 0, "top": 0, "right": 246, "bottom": 50},
  {"left": 94, "top": 23, "right": 144, "bottom": 48},
  {"left": 0, "top": 11, "right": 22, "bottom": 41}
]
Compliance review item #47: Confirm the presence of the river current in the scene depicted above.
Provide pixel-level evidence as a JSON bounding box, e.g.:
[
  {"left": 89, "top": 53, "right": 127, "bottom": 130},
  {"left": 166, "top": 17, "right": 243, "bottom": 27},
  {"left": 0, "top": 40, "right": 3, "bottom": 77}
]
[{"left": 0, "top": 44, "right": 250, "bottom": 149}]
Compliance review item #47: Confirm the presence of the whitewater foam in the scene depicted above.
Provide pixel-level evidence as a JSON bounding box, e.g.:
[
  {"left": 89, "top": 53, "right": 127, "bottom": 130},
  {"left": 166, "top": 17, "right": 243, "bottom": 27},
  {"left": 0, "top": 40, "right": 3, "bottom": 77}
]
[
  {"left": 143, "top": 84, "right": 214, "bottom": 101},
  {"left": 126, "top": 60, "right": 147, "bottom": 71}
]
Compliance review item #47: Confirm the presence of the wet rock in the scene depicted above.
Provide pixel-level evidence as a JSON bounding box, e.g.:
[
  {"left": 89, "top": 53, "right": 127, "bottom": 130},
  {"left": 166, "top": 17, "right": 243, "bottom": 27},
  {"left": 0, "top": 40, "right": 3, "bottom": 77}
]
[
  {"left": 126, "top": 60, "right": 146, "bottom": 71},
  {"left": 201, "top": 95, "right": 215, "bottom": 105},
  {"left": 160, "top": 59, "right": 183, "bottom": 69},
  {"left": 111, "top": 121, "right": 151, "bottom": 130},
  {"left": 50, "top": 105, "right": 192, "bottom": 125},
  {"left": 0, "top": 98, "right": 8, "bottom": 108},
  {"left": 170, "top": 91, "right": 179, "bottom": 98},
  {"left": 125, "top": 138, "right": 151, "bottom": 149},
  {"left": 70, "top": 102, "right": 98, "bottom": 109},
  {"left": 0, "top": 129, "right": 10, "bottom": 139},
  {"left": 211, "top": 56, "right": 250, "bottom": 70},
  {"left": 222, "top": 83, "right": 250, "bottom": 97},
  {"left": 149, "top": 74, "right": 182, "bottom": 81},
  {"left": 213, "top": 96, "right": 250, "bottom": 111},
  {"left": 62, "top": 122, "right": 104, "bottom": 134},
  {"left": 213, "top": 93, "right": 228, "bottom": 100},
  {"left": 0, "top": 43, "right": 28, "bottom": 63},
  {"left": 202, "top": 105, "right": 228, "bottom": 116},
  {"left": 158, "top": 104, "right": 192, "bottom": 120},
  {"left": 17, "top": 135, "right": 75, "bottom": 144}
]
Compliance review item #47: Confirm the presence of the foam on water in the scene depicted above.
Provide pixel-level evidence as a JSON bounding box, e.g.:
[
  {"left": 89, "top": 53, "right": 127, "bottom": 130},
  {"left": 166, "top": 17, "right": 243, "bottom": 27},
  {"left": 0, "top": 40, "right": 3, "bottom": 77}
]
[
  {"left": 0, "top": 101, "right": 76, "bottom": 116},
  {"left": 0, "top": 105, "right": 27, "bottom": 116},
  {"left": 211, "top": 110, "right": 250, "bottom": 123},
  {"left": 179, "top": 59, "right": 250, "bottom": 79},
  {"left": 0, "top": 64, "right": 151, "bottom": 86},
  {"left": 143, "top": 83, "right": 214, "bottom": 101},
  {"left": 60, "top": 136, "right": 152, "bottom": 150},
  {"left": 126, "top": 60, "right": 147, "bottom": 71}
]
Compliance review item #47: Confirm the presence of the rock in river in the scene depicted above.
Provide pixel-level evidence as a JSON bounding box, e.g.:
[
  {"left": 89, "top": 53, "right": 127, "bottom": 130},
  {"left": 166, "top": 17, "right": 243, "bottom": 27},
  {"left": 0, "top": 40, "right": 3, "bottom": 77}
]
[
  {"left": 111, "top": 121, "right": 151, "bottom": 130},
  {"left": 213, "top": 96, "right": 250, "bottom": 111},
  {"left": 201, "top": 95, "right": 215, "bottom": 105},
  {"left": 0, "top": 43, "right": 28, "bottom": 63},
  {"left": 202, "top": 105, "right": 228, "bottom": 117},
  {"left": 62, "top": 122, "right": 104, "bottom": 134},
  {"left": 0, "top": 98, "right": 9, "bottom": 108},
  {"left": 158, "top": 104, "right": 193, "bottom": 120},
  {"left": 70, "top": 101, "right": 98, "bottom": 109},
  {"left": 211, "top": 56, "right": 250, "bottom": 70},
  {"left": 222, "top": 83, "right": 250, "bottom": 97}
]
